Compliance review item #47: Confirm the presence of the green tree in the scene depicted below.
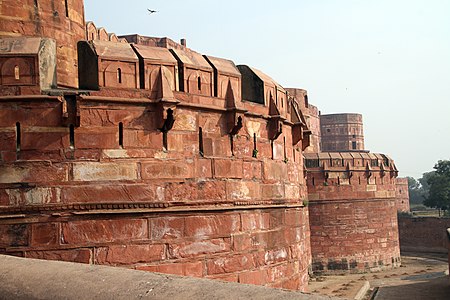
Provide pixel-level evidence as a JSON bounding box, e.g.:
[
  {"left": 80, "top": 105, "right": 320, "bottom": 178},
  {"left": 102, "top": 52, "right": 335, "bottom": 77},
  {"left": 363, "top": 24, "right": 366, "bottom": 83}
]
[
  {"left": 407, "top": 176, "right": 423, "bottom": 204},
  {"left": 423, "top": 160, "right": 450, "bottom": 212}
]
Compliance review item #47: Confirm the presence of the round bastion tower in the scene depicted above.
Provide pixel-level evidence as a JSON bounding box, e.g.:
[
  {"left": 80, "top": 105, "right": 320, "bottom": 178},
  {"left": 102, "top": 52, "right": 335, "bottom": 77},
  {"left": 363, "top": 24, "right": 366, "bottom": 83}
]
[{"left": 0, "top": 0, "right": 86, "bottom": 88}]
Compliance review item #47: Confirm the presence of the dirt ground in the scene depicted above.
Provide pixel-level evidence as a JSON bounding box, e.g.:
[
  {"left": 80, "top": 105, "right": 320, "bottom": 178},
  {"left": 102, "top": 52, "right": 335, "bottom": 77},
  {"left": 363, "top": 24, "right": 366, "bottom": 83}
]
[{"left": 308, "top": 252, "right": 449, "bottom": 300}]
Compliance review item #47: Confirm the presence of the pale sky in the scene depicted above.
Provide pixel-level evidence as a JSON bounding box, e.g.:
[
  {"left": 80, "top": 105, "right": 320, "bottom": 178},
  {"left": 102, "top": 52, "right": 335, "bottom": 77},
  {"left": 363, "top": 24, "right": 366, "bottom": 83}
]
[{"left": 84, "top": 0, "right": 450, "bottom": 179}]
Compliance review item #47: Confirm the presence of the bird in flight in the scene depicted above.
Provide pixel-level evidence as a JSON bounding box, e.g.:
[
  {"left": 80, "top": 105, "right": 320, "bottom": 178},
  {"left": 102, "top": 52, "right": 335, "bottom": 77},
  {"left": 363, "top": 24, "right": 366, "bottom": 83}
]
[{"left": 148, "top": 9, "right": 157, "bottom": 14}]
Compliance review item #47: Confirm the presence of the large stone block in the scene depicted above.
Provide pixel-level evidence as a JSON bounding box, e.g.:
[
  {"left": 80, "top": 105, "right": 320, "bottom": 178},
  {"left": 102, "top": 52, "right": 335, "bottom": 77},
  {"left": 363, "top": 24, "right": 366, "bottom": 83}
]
[
  {"left": 141, "top": 161, "right": 194, "bottom": 180},
  {"left": 150, "top": 217, "right": 185, "bottom": 240},
  {"left": 61, "top": 219, "right": 148, "bottom": 244},
  {"left": 25, "top": 249, "right": 92, "bottom": 264},
  {"left": 95, "top": 244, "right": 165, "bottom": 265},
  {"left": 168, "top": 238, "right": 231, "bottom": 258},
  {"left": 0, "top": 224, "right": 29, "bottom": 247},
  {"left": 72, "top": 162, "right": 138, "bottom": 181},
  {"left": 185, "top": 215, "right": 240, "bottom": 238},
  {"left": 5, "top": 187, "right": 61, "bottom": 206},
  {"left": 0, "top": 163, "right": 68, "bottom": 183},
  {"left": 226, "top": 181, "right": 260, "bottom": 201},
  {"left": 61, "top": 184, "right": 162, "bottom": 203},
  {"left": 206, "top": 254, "right": 255, "bottom": 275},
  {"left": 213, "top": 159, "right": 243, "bottom": 179}
]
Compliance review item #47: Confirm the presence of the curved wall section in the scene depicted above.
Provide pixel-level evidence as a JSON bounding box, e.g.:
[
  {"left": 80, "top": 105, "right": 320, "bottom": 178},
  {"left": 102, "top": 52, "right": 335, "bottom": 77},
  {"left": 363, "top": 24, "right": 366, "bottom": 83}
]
[{"left": 305, "top": 152, "right": 401, "bottom": 273}]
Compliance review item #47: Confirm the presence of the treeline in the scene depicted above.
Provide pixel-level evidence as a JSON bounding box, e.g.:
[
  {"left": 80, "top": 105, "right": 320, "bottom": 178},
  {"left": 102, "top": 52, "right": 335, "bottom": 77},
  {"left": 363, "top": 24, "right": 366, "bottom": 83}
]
[{"left": 407, "top": 159, "right": 450, "bottom": 210}]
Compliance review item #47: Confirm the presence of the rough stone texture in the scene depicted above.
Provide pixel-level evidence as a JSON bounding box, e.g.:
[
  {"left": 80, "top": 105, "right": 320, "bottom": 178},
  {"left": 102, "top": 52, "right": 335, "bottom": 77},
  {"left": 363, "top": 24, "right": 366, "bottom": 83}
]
[
  {"left": 319, "top": 113, "right": 365, "bottom": 152},
  {"left": 0, "top": 0, "right": 406, "bottom": 293},
  {"left": 398, "top": 216, "right": 450, "bottom": 253},
  {"left": 305, "top": 152, "right": 401, "bottom": 273},
  {"left": 0, "top": 0, "right": 86, "bottom": 88}
]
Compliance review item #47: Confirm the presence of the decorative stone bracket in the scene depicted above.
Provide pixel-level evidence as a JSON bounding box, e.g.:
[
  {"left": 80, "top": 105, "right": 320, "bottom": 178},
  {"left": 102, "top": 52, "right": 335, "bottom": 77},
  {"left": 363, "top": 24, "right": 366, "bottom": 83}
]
[
  {"left": 365, "top": 163, "right": 372, "bottom": 178},
  {"left": 157, "top": 101, "right": 178, "bottom": 133},
  {"left": 225, "top": 79, "right": 247, "bottom": 136},
  {"left": 290, "top": 97, "right": 311, "bottom": 150},
  {"left": 268, "top": 93, "right": 285, "bottom": 141},
  {"left": 156, "top": 66, "right": 179, "bottom": 132},
  {"left": 346, "top": 162, "right": 353, "bottom": 179}
]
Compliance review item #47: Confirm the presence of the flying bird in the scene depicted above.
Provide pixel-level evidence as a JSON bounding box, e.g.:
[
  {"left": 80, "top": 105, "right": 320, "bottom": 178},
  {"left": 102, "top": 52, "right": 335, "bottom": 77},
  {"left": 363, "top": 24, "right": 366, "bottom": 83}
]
[{"left": 148, "top": 9, "right": 157, "bottom": 14}]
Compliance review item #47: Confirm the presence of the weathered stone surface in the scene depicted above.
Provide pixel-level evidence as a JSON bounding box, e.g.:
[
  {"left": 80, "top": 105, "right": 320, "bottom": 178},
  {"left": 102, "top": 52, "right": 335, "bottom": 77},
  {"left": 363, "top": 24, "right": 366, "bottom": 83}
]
[
  {"left": 96, "top": 244, "right": 165, "bottom": 265},
  {"left": 0, "top": 163, "right": 68, "bottom": 183},
  {"left": 25, "top": 249, "right": 92, "bottom": 263},
  {"left": 141, "top": 161, "right": 194, "bottom": 179},
  {"left": 72, "top": 162, "right": 138, "bottom": 181},
  {"left": 62, "top": 219, "right": 148, "bottom": 244}
]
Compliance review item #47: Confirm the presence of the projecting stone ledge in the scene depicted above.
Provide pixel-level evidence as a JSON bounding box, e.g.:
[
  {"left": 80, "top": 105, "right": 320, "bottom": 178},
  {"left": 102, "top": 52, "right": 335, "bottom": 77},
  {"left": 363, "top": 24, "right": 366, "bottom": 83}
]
[{"left": 0, "top": 255, "right": 339, "bottom": 300}]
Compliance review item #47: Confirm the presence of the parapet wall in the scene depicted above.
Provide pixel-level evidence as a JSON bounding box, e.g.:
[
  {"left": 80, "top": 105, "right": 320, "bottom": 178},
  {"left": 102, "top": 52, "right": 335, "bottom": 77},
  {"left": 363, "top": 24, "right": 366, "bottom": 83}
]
[
  {"left": 305, "top": 152, "right": 401, "bottom": 273},
  {"left": 0, "top": 73, "right": 311, "bottom": 291}
]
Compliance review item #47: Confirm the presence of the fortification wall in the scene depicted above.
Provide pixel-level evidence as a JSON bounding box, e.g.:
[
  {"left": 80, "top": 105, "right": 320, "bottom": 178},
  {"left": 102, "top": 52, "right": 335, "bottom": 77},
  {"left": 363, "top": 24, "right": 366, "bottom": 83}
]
[
  {"left": 320, "top": 113, "right": 365, "bottom": 152},
  {"left": 395, "top": 178, "right": 410, "bottom": 212},
  {"left": 305, "top": 152, "right": 401, "bottom": 273},
  {"left": 398, "top": 216, "right": 450, "bottom": 253},
  {"left": 0, "top": 37, "right": 312, "bottom": 289},
  {"left": 285, "top": 88, "right": 320, "bottom": 154},
  {"left": 0, "top": 0, "right": 86, "bottom": 88}
]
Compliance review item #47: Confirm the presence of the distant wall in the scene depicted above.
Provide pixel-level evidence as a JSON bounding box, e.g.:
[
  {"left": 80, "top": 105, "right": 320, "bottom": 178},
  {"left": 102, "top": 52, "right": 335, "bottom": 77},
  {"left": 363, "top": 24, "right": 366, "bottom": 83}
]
[{"left": 398, "top": 216, "right": 450, "bottom": 253}]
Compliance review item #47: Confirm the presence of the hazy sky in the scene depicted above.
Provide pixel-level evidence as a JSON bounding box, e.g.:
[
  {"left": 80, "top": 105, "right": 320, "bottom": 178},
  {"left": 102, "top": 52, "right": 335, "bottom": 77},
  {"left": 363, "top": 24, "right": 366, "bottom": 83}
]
[{"left": 84, "top": 0, "right": 450, "bottom": 178}]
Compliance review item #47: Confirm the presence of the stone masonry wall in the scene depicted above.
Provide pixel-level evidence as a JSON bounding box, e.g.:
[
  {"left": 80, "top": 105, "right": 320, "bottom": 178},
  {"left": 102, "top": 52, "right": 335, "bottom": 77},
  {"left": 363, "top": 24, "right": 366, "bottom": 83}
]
[
  {"left": 395, "top": 178, "right": 410, "bottom": 212},
  {"left": 0, "top": 0, "right": 86, "bottom": 88},
  {"left": 0, "top": 87, "right": 311, "bottom": 291},
  {"left": 398, "top": 216, "right": 450, "bottom": 253},
  {"left": 305, "top": 152, "right": 401, "bottom": 273}
]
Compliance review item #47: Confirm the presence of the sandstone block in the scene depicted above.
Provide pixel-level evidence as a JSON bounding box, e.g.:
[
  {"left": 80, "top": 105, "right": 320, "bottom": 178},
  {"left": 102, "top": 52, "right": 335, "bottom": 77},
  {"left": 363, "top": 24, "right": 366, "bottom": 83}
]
[
  {"left": 213, "top": 159, "right": 243, "bottom": 179},
  {"left": 72, "top": 162, "right": 138, "bottom": 181},
  {"left": 141, "top": 161, "right": 194, "bottom": 179},
  {"left": 62, "top": 219, "right": 148, "bottom": 244},
  {"left": 168, "top": 238, "right": 230, "bottom": 258},
  {"left": 238, "top": 269, "right": 268, "bottom": 285},
  {"left": 185, "top": 215, "right": 240, "bottom": 238},
  {"left": 226, "top": 181, "right": 260, "bottom": 201},
  {"left": 31, "top": 223, "right": 59, "bottom": 246},
  {"left": 96, "top": 244, "right": 165, "bottom": 265},
  {"left": 206, "top": 254, "right": 255, "bottom": 275},
  {"left": 25, "top": 249, "right": 92, "bottom": 263},
  {"left": 150, "top": 217, "right": 185, "bottom": 240},
  {"left": 0, "top": 163, "right": 68, "bottom": 183}
]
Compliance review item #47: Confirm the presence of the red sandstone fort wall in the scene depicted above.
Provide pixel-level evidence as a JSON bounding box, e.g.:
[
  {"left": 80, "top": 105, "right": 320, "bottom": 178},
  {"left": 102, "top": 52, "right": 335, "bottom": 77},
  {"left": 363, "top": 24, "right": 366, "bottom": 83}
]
[
  {"left": 398, "top": 216, "right": 450, "bottom": 254},
  {"left": 395, "top": 178, "right": 410, "bottom": 212},
  {"left": 0, "top": 66, "right": 311, "bottom": 290},
  {"left": 0, "top": 0, "right": 86, "bottom": 88},
  {"left": 304, "top": 152, "right": 401, "bottom": 273}
]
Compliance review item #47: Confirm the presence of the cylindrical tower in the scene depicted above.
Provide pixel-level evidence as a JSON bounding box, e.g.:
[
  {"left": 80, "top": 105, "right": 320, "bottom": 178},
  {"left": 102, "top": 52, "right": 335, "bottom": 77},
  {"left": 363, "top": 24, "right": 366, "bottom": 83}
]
[
  {"left": 305, "top": 152, "right": 401, "bottom": 273},
  {"left": 0, "top": 0, "right": 86, "bottom": 88},
  {"left": 320, "top": 113, "right": 364, "bottom": 152}
]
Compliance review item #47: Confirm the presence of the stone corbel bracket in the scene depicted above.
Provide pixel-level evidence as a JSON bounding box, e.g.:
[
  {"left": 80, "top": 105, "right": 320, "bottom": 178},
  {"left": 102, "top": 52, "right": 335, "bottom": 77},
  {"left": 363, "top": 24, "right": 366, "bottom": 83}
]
[
  {"left": 157, "top": 99, "right": 179, "bottom": 133},
  {"left": 365, "top": 162, "right": 373, "bottom": 178},
  {"left": 290, "top": 98, "right": 311, "bottom": 150},
  {"left": 227, "top": 108, "right": 247, "bottom": 136},
  {"left": 346, "top": 162, "right": 353, "bottom": 179}
]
